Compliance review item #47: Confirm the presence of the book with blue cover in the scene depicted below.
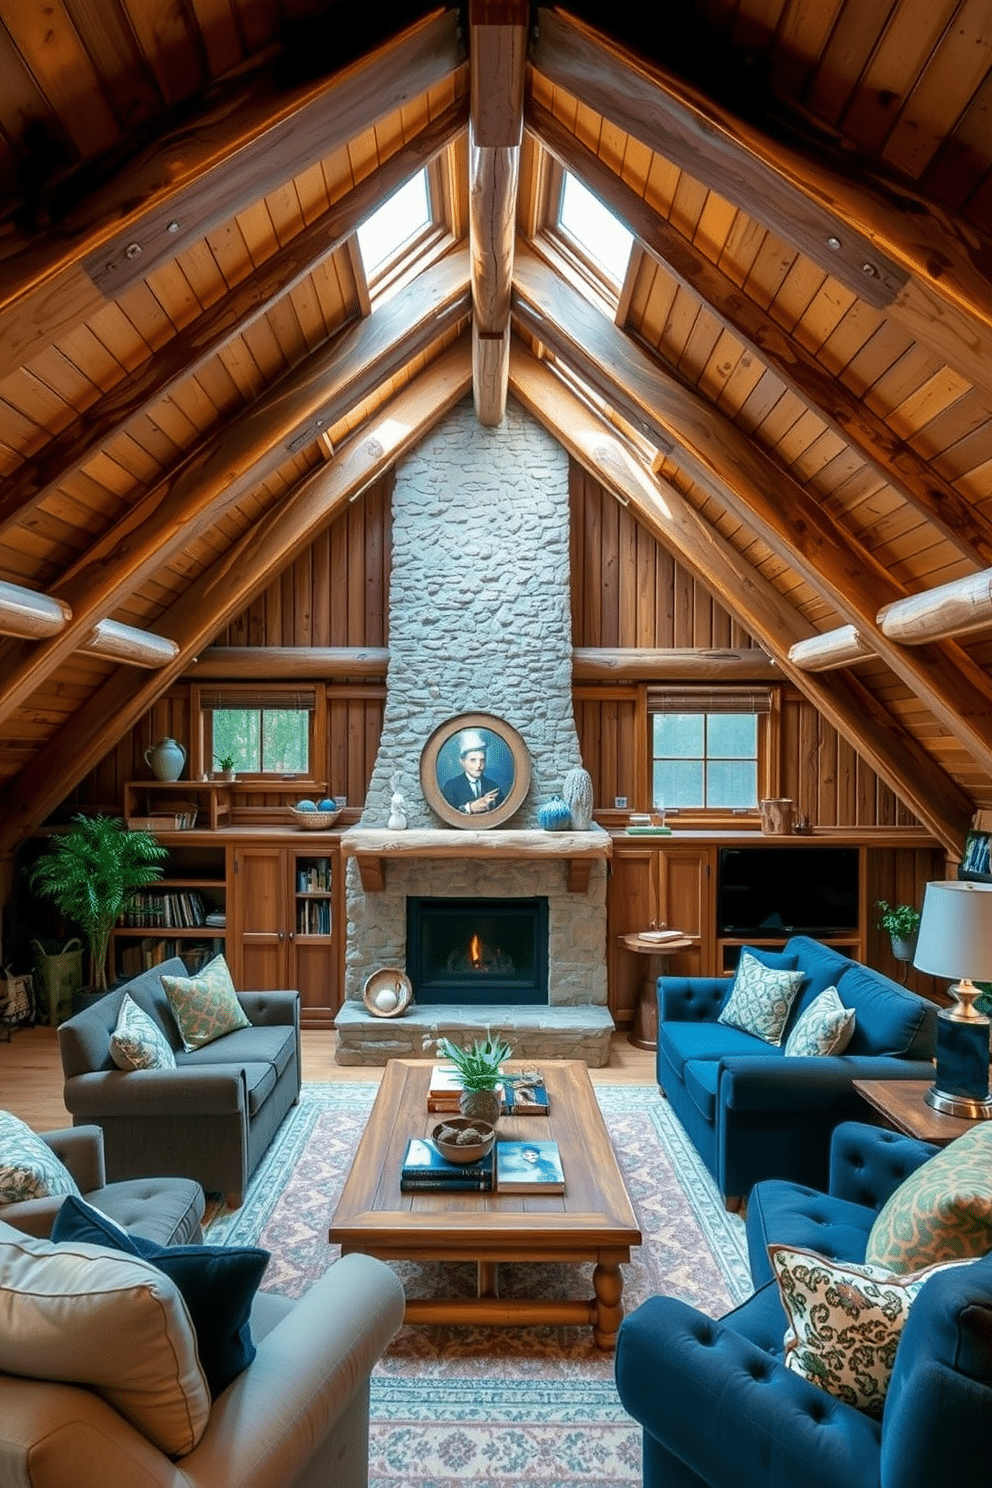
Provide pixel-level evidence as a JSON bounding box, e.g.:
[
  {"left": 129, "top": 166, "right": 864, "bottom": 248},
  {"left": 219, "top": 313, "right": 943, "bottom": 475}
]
[
  {"left": 495, "top": 1140, "right": 565, "bottom": 1193},
  {"left": 400, "top": 1137, "right": 494, "bottom": 1191}
]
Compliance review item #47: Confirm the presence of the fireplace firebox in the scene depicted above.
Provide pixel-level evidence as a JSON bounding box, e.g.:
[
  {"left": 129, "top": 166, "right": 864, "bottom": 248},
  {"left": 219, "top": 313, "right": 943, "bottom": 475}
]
[{"left": 406, "top": 896, "right": 549, "bottom": 1005}]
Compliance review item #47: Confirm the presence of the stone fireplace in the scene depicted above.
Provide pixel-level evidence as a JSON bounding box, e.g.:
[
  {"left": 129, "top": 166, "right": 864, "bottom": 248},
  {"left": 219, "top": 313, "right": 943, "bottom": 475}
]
[{"left": 335, "top": 395, "right": 613, "bottom": 1065}]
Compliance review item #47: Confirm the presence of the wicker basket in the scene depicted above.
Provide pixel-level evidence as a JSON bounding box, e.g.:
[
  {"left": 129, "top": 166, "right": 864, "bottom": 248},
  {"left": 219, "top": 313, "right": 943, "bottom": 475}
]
[{"left": 288, "top": 806, "right": 342, "bottom": 830}]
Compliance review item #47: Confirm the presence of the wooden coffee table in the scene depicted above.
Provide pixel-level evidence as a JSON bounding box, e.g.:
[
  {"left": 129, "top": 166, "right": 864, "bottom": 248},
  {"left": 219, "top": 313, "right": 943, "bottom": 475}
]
[{"left": 328, "top": 1058, "right": 641, "bottom": 1348}]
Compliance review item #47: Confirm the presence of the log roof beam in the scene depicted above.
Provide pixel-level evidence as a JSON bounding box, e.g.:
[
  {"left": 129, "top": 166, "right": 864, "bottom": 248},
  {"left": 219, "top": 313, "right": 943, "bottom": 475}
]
[
  {"left": 528, "top": 98, "right": 992, "bottom": 567},
  {"left": 531, "top": 8, "right": 992, "bottom": 397},
  {"left": 511, "top": 246, "right": 992, "bottom": 777},
  {"left": 509, "top": 344, "right": 972, "bottom": 853},
  {"left": 0, "top": 343, "right": 474, "bottom": 853},
  {"left": 0, "top": 9, "right": 465, "bottom": 381}
]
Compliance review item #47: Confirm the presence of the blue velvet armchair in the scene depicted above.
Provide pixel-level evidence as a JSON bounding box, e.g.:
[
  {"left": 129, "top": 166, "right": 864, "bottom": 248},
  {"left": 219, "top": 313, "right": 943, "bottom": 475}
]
[{"left": 615, "top": 1122, "right": 992, "bottom": 1488}]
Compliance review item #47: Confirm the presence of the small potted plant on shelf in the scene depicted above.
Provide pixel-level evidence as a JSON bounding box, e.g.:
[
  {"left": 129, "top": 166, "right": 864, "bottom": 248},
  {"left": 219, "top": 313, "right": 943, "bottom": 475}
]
[
  {"left": 875, "top": 899, "right": 922, "bottom": 963},
  {"left": 214, "top": 753, "right": 236, "bottom": 782},
  {"left": 29, "top": 814, "right": 167, "bottom": 998},
  {"left": 435, "top": 1032, "right": 513, "bottom": 1125}
]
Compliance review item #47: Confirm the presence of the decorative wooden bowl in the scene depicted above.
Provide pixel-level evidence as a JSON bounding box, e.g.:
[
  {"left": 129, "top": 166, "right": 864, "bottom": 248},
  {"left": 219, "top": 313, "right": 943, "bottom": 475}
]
[
  {"left": 362, "top": 968, "right": 412, "bottom": 1018},
  {"left": 431, "top": 1117, "right": 496, "bottom": 1164},
  {"left": 289, "top": 806, "right": 342, "bottom": 830}
]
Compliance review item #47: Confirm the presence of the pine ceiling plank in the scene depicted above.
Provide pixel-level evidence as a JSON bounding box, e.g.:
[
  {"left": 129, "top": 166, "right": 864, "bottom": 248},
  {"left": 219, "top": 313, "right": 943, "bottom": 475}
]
[
  {"left": 806, "top": 0, "right": 900, "bottom": 126},
  {"left": 2, "top": 0, "right": 121, "bottom": 156},
  {"left": 119, "top": 0, "right": 204, "bottom": 106},
  {"left": 769, "top": 258, "right": 829, "bottom": 335},
  {"left": 0, "top": 8, "right": 463, "bottom": 379},
  {"left": 510, "top": 342, "right": 972, "bottom": 848},
  {"left": 185, "top": 0, "right": 246, "bottom": 78},
  {"left": 512, "top": 247, "right": 992, "bottom": 771},
  {"left": 839, "top": 0, "right": 960, "bottom": 152},
  {"left": 533, "top": 9, "right": 992, "bottom": 396},
  {"left": 881, "top": 0, "right": 992, "bottom": 179},
  {"left": 920, "top": 72, "right": 992, "bottom": 213}
]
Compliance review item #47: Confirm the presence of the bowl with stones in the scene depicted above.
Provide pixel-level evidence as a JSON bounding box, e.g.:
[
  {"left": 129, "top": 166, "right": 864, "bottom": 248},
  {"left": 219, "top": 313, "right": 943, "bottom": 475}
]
[{"left": 431, "top": 1117, "right": 496, "bottom": 1164}]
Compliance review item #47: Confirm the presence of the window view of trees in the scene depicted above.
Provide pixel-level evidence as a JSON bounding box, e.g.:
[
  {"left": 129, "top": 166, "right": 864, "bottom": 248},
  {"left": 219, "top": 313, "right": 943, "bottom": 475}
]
[
  {"left": 213, "top": 709, "right": 309, "bottom": 774},
  {"left": 652, "top": 713, "right": 757, "bottom": 809}
]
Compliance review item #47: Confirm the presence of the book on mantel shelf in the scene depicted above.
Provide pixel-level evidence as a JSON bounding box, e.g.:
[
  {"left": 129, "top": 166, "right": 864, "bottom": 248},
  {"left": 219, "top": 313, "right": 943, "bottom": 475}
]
[
  {"left": 427, "top": 1066, "right": 549, "bottom": 1115},
  {"left": 495, "top": 1140, "right": 564, "bottom": 1194},
  {"left": 399, "top": 1137, "right": 494, "bottom": 1192}
]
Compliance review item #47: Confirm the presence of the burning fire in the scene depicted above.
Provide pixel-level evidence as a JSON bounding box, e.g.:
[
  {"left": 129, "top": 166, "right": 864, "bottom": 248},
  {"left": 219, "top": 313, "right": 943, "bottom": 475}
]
[{"left": 470, "top": 933, "right": 483, "bottom": 969}]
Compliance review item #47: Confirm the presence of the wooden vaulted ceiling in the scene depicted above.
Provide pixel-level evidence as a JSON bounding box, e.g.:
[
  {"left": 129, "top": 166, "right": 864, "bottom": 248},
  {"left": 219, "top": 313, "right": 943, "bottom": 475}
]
[{"left": 0, "top": 0, "right": 991, "bottom": 859}]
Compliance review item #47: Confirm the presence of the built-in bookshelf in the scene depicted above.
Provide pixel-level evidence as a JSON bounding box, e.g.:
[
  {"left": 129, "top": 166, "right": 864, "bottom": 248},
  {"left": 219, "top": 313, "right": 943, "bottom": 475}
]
[
  {"left": 110, "top": 843, "right": 226, "bottom": 979},
  {"left": 295, "top": 856, "right": 332, "bottom": 937}
]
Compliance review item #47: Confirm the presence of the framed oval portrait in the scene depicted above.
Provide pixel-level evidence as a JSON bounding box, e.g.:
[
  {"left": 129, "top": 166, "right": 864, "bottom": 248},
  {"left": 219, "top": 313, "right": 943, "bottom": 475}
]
[{"left": 420, "top": 712, "right": 531, "bottom": 830}]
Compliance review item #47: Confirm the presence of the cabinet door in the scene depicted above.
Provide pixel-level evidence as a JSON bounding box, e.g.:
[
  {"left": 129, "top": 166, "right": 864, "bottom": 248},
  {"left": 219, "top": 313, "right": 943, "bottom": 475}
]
[
  {"left": 659, "top": 847, "right": 712, "bottom": 977},
  {"left": 292, "top": 850, "right": 340, "bottom": 1025},
  {"left": 232, "top": 846, "right": 290, "bottom": 990},
  {"left": 607, "top": 845, "right": 660, "bottom": 1024}
]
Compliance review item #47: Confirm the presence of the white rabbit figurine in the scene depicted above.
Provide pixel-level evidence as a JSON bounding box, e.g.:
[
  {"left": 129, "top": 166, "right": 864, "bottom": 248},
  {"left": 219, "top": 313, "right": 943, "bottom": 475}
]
[{"left": 388, "top": 774, "right": 407, "bottom": 830}]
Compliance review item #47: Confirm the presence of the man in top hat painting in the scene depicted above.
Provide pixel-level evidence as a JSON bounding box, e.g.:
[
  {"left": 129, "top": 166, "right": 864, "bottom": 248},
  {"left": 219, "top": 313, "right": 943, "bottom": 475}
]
[{"left": 441, "top": 728, "right": 504, "bottom": 814}]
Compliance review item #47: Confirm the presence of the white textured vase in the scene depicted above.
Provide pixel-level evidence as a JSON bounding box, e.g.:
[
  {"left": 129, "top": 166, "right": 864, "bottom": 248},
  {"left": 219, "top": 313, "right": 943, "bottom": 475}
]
[{"left": 561, "top": 766, "right": 593, "bottom": 830}]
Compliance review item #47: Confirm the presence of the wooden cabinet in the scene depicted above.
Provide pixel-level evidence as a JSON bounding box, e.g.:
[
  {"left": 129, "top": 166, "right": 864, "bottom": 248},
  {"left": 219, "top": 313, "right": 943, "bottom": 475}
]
[
  {"left": 607, "top": 841, "right": 712, "bottom": 1023},
  {"left": 230, "top": 844, "right": 340, "bottom": 1027}
]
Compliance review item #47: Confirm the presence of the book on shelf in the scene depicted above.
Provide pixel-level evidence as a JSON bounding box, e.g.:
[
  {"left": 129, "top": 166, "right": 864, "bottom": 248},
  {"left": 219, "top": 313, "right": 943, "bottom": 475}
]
[
  {"left": 426, "top": 1065, "right": 548, "bottom": 1115},
  {"left": 495, "top": 1140, "right": 564, "bottom": 1194},
  {"left": 399, "top": 1137, "right": 494, "bottom": 1192}
]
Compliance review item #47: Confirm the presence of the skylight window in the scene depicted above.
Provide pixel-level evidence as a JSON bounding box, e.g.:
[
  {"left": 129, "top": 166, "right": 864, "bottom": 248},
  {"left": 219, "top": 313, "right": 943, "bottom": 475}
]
[
  {"left": 356, "top": 172, "right": 431, "bottom": 278},
  {"left": 558, "top": 173, "right": 633, "bottom": 288}
]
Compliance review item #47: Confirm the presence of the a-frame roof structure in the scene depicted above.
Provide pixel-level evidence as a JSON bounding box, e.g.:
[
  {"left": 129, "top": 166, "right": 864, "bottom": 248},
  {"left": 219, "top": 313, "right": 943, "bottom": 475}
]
[{"left": 1, "top": 0, "right": 991, "bottom": 857}]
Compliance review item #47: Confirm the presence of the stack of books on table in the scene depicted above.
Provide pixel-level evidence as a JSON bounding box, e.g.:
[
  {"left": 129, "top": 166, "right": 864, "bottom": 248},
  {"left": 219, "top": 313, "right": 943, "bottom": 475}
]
[
  {"left": 427, "top": 1066, "right": 549, "bottom": 1116},
  {"left": 400, "top": 1137, "right": 494, "bottom": 1193}
]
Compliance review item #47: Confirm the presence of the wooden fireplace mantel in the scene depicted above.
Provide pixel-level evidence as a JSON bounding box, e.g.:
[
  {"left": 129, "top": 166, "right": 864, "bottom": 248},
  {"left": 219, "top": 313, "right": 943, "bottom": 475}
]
[{"left": 340, "top": 827, "right": 612, "bottom": 893}]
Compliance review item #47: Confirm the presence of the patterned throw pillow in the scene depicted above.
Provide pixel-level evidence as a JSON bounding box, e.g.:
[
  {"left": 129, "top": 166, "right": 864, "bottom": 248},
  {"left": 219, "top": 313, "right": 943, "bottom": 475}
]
[
  {"left": 110, "top": 993, "right": 177, "bottom": 1071},
  {"left": 717, "top": 951, "right": 805, "bottom": 1046},
  {"left": 161, "top": 955, "right": 250, "bottom": 1052},
  {"left": 0, "top": 1110, "right": 81, "bottom": 1205},
  {"left": 769, "top": 1244, "right": 968, "bottom": 1413},
  {"left": 865, "top": 1123, "right": 992, "bottom": 1273},
  {"left": 784, "top": 986, "right": 855, "bottom": 1057}
]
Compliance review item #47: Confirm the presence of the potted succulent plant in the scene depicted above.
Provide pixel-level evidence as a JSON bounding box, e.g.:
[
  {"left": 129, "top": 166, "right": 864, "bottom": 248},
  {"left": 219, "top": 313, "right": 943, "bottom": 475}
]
[
  {"left": 875, "top": 899, "right": 922, "bottom": 962},
  {"left": 29, "top": 814, "right": 167, "bottom": 995},
  {"left": 435, "top": 1032, "right": 512, "bottom": 1125}
]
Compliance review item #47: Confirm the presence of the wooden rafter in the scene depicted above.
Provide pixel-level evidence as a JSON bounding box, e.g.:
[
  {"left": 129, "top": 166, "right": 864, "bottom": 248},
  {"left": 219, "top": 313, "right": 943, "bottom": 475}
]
[
  {"left": 509, "top": 344, "right": 972, "bottom": 851},
  {"left": 512, "top": 247, "right": 992, "bottom": 777},
  {"left": 0, "top": 344, "right": 474, "bottom": 853},
  {"left": 0, "top": 100, "right": 468, "bottom": 539},
  {"left": 0, "top": 250, "right": 471, "bottom": 729},
  {"left": 528, "top": 99, "right": 992, "bottom": 567},
  {"left": 0, "top": 9, "right": 465, "bottom": 380},
  {"left": 531, "top": 8, "right": 992, "bottom": 397}
]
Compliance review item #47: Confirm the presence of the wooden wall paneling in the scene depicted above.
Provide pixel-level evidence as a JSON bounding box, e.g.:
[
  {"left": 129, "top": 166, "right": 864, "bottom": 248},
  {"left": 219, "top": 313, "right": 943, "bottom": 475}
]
[{"left": 865, "top": 843, "right": 949, "bottom": 992}]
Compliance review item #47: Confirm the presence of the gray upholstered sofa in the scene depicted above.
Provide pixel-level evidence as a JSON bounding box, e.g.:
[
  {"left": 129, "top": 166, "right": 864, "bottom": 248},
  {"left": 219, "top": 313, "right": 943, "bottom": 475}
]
[
  {"left": 57, "top": 958, "right": 301, "bottom": 1206},
  {"left": 0, "top": 1218, "right": 405, "bottom": 1488}
]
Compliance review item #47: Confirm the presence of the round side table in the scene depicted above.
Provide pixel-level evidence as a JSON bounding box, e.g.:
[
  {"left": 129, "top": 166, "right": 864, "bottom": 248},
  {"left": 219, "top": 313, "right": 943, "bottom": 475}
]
[{"left": 622, "top": 932, "right": 693, "bottom": 1050}]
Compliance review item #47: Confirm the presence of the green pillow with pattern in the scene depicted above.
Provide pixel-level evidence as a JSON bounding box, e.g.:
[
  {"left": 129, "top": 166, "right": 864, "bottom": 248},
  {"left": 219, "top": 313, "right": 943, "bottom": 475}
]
[
  {"left": 160, "top": 955, "right": 250, "bottom": 1052},
  {"left": 717, "top": 950, "right": 804, "bottom": 1046},
  {"left": 865, "top": 1123, "right": 992, "bottom": 1274}
]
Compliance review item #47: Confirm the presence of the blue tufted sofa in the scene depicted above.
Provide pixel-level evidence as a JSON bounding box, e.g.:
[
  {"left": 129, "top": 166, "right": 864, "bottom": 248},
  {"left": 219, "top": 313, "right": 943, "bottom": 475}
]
[
  {"left": 615, "top": 1121, "right": 992, "bottom": 1488},
  {"left": 656, "top": 936, "right": 936, "bottom": 1206}
]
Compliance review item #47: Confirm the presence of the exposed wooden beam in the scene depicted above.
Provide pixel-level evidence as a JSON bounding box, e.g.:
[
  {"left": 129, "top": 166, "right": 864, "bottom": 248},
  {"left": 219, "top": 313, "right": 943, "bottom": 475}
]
[
  {"left": 0, "top": 251, "right": 471, "bottom": 729},
  {"left": 81, "top": 622, "right": 180, "bottom": 669},
  {"left": 531, "top": 8, "right": 992, "bottom": 396},
  {"left": 879, "top": 571, "right": 992, "bottom": 644},
  {"left": 512, "top": 247, "right": 992, "bottom": 776},
  {"left": 470, "top": 0, "right": 528, "bottom": 424},
  {"left": 189, "top": 647, "right": 390, "bottom": 679},
  {"left": 572, "top": 648, "right": 778, "bottom": 680},
  {"left": 788, "top": 627, "right": 876, "bottom": 672},
  {"left": 509, "top": 345, "right": 972, "bottom": 851},
  {"left": 528, "top": 99, "right": 992, "bottom": 566},
  {"left": 0, "top": 9, "right": 464, "bottom": 380},
  {"left": 0, "top": 101, "right": 468, "bottom": 539},
  {"left": 0, "top": 345, "right": 474, "bottom": 852},
  {"left": 0, "top": 583, "right": 70, "bottom": 640}
]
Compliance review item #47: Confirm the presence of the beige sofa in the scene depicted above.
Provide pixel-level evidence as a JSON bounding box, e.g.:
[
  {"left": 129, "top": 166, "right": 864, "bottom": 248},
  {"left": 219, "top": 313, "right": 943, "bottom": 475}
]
[
  {"left": 57, "top": 958, "right": 301, "bottom": 1207},
  {"left": 0, "top": 1218, "right": 405, "bottom": 1488}
]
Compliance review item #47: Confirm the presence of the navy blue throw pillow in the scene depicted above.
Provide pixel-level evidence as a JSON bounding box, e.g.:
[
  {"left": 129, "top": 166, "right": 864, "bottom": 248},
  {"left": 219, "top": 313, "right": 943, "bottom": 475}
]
[{"left": 52, "top": 1195, "right": 269, "bottom": 1398}]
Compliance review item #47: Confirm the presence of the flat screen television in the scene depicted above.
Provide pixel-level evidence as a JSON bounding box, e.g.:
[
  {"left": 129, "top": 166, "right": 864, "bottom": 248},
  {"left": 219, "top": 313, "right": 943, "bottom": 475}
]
[{"left": 717, "top": 845, "right": 859, "bottom": 938}]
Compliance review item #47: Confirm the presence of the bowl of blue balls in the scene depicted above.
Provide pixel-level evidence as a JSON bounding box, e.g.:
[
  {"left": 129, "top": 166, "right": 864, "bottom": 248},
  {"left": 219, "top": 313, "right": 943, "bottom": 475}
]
[{"left": 289, "top": 797, "right": 342, "bottom": 830}]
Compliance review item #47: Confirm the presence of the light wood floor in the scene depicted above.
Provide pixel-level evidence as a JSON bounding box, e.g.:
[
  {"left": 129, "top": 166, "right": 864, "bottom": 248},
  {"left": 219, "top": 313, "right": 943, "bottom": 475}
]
[{"left": 0, "top": 1024, "right": 656, "bottom": 1134}]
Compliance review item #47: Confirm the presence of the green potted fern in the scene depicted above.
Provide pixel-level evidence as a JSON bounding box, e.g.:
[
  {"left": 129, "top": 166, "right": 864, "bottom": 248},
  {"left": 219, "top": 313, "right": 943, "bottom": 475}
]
[
  {"left": 30, "top": 814, "right": 167, "bottom": 997},
  {"left": 436, "top": 1032, "right": 513, "bottom": 1124},
  {"left": 875, "top": 899, "right": 922, "bottom": 963}
]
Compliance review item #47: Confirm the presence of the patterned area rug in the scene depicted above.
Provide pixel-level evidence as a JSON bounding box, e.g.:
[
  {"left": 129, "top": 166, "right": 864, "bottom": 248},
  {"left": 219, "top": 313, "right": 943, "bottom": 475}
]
[{"left": 206, "top": 1084, "right": 752, "bottom": 1488}]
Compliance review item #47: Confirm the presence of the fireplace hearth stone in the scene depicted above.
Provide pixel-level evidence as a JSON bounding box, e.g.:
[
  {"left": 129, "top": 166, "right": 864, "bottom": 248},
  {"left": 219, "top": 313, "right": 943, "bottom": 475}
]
[{"left": 334, "top": 1001, "right": 614, "bottom": 1067}]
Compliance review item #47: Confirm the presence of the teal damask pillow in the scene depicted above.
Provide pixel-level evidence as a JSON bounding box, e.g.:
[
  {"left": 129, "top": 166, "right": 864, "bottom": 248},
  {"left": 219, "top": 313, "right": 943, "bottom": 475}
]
[
  {"left": 0, "top": 1110, "right": 81, "bottom": 1205},
  {"left": 784, "top": 986, "right": 855, "bottom": 1057},
  {"left": 865, "top": 1123, "right": 992, "bottom": 1273},
  {"left": 717, "top": 951, "right": 804, "bottom": 1046},
  {"left": 770, "top": 1243, "right": 969, "bottom": 1413},
  {"left": 160, "top": 954, "right": 250, "bottom": 1052},
  {"left": 110, "top": 992, "right": 177, "bottom": 1071}
]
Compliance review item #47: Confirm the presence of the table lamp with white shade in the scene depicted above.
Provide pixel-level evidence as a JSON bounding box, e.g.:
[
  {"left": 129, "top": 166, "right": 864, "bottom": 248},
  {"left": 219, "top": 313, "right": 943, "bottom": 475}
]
[{"left": 912, "top": 880, "right": 992, "bottom": 1119}]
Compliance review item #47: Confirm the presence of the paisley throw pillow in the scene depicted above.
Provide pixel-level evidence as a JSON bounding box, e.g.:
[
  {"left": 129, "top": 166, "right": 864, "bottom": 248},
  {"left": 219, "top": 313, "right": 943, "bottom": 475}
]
[
  {"left": 110, "top": 993, "right": 177, "bottom": 1070},
  {"left": 717, "top": 950, "right": 804, "bottom": 1046},
  {"left": 0, "top": 1110, "right": 81, "bottom": 1205},
  {"left": 160, "top": 955, "right": 250, "bottom": 1052},
  {"left": 865, "top": 1123, "right": 992, "bottom": 1273},
  {"left": 784, "top": 986, "right": 855, "bottom": 1056}
]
